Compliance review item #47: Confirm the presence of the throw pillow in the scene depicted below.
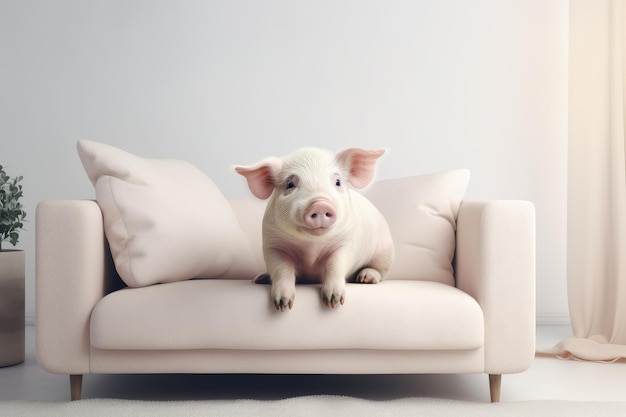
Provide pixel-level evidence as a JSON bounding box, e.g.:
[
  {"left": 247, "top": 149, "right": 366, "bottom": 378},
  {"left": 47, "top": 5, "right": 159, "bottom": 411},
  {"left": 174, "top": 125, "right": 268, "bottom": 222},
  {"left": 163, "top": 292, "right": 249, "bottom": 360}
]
[
  {"left": 77, "top": 140, "right": 259, "bottom": 287},
  {"left": 364, "top": 170, "right": 470, "bottom": 285}
]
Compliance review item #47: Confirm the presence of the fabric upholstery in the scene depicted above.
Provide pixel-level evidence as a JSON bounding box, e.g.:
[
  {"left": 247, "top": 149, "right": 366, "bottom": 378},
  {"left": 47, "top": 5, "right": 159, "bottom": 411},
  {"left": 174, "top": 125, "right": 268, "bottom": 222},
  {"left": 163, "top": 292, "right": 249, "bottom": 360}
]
[
  {"left": 76, "top": 140, "right": 258, "bottom": 287},
  {"left": 227, "top": 198, "right": 266, "bottom": 272},
  {"left": 455, "top": 200, "right": 536, "bottom": 374},
  {"left": 89, "top": 348, "right": 484, "bottom": 375},
  {"left": 35, "top": 186, "right": 535, "bottom": 379},
  {"left": 35, "top": 200, "right": 108, "bottom": 375},
  {"left": 90, "top": 280, "right": 484, "bottom": 351},
  {"left": 364, "top": 170, "right": 470, "bottom": 285}
]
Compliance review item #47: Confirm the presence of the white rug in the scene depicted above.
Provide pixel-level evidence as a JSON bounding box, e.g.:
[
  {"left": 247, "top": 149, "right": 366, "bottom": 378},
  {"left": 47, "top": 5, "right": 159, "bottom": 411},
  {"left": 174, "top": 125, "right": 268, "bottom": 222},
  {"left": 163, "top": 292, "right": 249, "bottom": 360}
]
[{"left": 2, "top": 396, "right": 625, "bottom": 417}]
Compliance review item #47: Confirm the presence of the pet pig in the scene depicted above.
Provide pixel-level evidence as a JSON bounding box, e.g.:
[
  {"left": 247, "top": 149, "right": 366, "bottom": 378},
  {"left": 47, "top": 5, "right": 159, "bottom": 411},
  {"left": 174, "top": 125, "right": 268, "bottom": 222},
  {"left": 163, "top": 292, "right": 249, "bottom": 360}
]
[{"left": 235, "top": 147, "right": 394, "bottom": 312}]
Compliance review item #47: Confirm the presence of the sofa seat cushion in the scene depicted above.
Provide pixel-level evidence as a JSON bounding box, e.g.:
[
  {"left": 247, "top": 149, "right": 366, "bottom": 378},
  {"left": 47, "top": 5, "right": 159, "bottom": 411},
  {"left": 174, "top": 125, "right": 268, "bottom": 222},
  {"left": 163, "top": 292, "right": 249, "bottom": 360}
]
[{"left": 90, "top": 280, "right": 484, "bottom": 351}]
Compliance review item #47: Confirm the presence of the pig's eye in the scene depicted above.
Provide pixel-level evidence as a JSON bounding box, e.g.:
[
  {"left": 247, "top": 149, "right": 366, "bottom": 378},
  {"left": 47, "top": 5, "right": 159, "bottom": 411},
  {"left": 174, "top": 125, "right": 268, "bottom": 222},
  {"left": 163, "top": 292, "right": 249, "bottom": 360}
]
[
  {"left": 284, "top": 175, "right": 299, "bottom": 195},
  {"left": 335, "top": 179, "right": 341, "bottom": 187}
]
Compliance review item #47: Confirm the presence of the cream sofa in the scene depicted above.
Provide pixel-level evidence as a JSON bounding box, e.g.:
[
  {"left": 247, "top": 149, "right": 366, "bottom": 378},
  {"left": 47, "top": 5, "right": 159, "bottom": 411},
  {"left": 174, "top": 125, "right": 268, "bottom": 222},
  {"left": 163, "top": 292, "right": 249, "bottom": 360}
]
[{"left": 35, "top": 141, "right": 535, "bottom": 402}]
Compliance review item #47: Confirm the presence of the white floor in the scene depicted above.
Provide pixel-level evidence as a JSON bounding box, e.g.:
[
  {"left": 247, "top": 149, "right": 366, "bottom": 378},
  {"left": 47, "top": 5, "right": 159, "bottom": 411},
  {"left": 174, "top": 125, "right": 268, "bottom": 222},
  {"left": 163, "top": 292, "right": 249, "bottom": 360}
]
[{"left": 1, "top": 325, "right": 625, "bottom": 403}]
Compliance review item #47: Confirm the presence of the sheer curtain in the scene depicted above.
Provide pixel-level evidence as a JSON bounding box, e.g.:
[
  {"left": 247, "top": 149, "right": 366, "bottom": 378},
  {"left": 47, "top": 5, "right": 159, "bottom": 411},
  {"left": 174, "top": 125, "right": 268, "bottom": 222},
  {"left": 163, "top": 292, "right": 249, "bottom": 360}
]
[{"left": 543, "top": 0, "right": 626, "bottom": 362}]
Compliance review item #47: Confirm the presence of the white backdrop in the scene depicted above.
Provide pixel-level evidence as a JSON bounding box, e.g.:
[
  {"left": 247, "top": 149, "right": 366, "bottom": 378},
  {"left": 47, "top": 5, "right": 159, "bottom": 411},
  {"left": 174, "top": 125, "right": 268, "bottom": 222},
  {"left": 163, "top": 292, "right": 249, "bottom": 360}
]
[{"left": 0, "top": 0, "right": 568, "bottom": 324}]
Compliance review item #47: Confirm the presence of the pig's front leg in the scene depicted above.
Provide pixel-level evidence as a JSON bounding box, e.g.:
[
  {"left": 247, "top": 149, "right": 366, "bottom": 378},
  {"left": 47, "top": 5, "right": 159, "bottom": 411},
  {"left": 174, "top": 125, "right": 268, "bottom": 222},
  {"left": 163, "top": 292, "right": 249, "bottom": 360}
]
[
  {"left": 321, "top": 277, "right": 345, "bottom": 308},
  {"left": 320, "top": 252, "right": 352, "bottom": 308},
  {"left": 265, "top": 251, "right": 297, "bottom": 312},
  {"left": 271, "top": 272, "right": 296, "bottom": 312}
]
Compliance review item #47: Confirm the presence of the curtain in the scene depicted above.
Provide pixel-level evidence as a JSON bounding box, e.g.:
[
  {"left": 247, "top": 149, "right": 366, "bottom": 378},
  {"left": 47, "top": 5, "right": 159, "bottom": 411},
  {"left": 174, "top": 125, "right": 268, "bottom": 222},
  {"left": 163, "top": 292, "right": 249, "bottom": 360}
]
[{"left": 542, "top": 0, "right": 626, "bottom": 362}]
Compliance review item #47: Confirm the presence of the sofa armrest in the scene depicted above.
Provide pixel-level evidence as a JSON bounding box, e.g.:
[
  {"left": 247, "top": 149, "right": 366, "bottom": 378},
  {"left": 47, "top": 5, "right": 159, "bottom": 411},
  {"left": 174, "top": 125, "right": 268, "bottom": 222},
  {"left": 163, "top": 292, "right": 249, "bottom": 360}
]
[
  {"left": 36, "top": 200, "right": 121, "bottom": 374},
  {"left": 455, "top": 200, "right": 536, "bottom": 374}
]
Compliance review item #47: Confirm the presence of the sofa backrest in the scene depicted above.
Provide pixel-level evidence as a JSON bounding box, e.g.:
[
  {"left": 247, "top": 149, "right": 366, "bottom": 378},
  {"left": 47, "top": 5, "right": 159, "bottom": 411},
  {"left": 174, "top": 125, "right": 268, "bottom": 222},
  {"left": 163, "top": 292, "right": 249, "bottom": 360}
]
[{"left": 228, "top": 198, "right": 267, "bottom": 274}]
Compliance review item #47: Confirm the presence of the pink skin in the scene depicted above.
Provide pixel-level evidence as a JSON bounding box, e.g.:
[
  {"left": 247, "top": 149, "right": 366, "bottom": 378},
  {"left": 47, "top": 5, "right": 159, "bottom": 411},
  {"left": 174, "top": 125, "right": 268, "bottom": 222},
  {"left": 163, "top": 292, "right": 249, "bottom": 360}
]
[
  {"left": 303, "top": 200, "right": 336, "bottom": 230},
  {"left": 235, "top": 147, "right": 394, "bottom": 312}
]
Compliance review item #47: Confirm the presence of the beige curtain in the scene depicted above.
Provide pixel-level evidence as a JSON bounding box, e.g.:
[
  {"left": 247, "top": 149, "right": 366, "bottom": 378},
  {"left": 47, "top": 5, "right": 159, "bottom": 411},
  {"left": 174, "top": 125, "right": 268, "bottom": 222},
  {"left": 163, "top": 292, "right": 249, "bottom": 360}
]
[{"left": 543, "top": 0, "right": 626, "bottom": 362}]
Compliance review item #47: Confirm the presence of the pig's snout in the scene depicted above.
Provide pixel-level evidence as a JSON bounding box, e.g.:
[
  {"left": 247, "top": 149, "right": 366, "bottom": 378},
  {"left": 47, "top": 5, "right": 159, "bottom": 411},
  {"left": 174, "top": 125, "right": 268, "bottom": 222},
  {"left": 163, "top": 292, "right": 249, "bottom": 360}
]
[{"left": 303, "top": 200, "right": 336, "bottom": 230}]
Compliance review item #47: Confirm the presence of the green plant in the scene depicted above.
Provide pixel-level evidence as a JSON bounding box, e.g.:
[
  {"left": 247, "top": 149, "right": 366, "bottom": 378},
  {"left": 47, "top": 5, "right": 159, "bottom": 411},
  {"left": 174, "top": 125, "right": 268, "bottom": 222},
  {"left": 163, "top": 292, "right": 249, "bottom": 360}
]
[{"left": 0, "top": 165, "right": 27, "bottom": 250}]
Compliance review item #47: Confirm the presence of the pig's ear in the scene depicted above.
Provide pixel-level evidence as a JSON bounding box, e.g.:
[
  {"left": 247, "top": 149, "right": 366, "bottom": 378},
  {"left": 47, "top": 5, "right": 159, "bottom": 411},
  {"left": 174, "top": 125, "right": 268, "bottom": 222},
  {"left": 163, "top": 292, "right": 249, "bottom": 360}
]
[
  {"left": 336, "top": 148, "right": 385, "bottom": 189},
  {"left": 234, "top": 157, "right": 283, "bottom": 199}
]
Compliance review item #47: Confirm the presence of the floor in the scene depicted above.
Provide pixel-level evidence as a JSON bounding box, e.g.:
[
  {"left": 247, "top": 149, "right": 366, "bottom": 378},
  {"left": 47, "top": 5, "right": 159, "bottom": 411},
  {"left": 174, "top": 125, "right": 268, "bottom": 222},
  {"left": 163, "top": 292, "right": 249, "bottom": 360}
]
[{"left": 1, "top": 325, "right": 625, "bottom": 403}]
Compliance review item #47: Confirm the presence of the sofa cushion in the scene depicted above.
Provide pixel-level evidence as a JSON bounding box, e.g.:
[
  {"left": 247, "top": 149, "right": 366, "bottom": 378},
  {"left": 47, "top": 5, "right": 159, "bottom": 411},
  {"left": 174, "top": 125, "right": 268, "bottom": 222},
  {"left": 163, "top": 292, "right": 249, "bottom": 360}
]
[
  {"left": 77, "top": 140, "right": 260, "bottom": 287},
  {"left": 90, "top": 280, "right": 484, "bottom": 351},
  {"left": 228, "top": 198, "right": 267, "bottom": 271},
  {"left": 364, "top": 170, "right": 470, "bottom": 285}
]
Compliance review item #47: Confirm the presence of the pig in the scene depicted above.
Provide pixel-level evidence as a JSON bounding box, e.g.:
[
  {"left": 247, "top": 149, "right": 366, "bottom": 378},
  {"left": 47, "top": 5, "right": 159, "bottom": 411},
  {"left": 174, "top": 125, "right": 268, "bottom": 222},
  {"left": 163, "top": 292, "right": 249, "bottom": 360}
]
[{"left": 235, "top": 147, "right": 394, "bottom": 312}]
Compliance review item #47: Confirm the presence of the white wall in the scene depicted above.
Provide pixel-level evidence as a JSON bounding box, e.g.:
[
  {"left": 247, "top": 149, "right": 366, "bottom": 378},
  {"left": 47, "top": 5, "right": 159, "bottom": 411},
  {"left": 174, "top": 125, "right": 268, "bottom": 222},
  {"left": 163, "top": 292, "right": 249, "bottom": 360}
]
[{"left": 1, "top": 0, "right": 569, "bottom": 324}]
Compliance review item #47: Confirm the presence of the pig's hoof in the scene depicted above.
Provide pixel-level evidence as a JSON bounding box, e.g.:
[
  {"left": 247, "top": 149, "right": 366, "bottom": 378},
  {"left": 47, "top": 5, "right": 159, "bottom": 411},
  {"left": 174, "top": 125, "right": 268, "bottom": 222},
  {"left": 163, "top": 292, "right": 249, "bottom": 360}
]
[
  {"left": 321, "top": 284, "right": 345, "bottom": 308},
  {"left": 253, "top": 273, "right": 271, "bottom": 284},
  {"left": 322, "top": 294, "right": 344, "bottom": 308},
  {"left": 274, "top": 297, "right": 294, "bottom": 312},
  {"left": 271, "top": 282, "right": 295, "bottom": 312},
  {"left": 355, "top": 268, "right": 382, "bottom": 284}
]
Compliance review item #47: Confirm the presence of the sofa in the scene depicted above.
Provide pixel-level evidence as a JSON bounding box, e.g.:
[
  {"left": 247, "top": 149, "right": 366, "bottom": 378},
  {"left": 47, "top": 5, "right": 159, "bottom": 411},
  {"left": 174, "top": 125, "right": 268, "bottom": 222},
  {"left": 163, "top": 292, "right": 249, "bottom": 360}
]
[{"left": 36, "top": 141, "right": 535, "bottom": 402}]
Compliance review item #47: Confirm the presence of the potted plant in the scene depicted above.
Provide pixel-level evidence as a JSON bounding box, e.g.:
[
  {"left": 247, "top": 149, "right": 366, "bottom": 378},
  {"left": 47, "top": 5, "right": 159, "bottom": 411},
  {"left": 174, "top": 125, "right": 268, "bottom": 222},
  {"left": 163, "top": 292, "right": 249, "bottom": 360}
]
[{"left": 0, "top": 165, "right": 26, "bottom": 367}]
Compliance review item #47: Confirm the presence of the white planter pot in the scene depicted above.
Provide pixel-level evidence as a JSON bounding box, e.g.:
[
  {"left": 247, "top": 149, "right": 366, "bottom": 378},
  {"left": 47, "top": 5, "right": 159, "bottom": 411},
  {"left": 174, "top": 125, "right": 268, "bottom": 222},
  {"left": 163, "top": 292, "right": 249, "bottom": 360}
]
[{"left": 0, "top": 250, "right": 25, "bottom": 367}]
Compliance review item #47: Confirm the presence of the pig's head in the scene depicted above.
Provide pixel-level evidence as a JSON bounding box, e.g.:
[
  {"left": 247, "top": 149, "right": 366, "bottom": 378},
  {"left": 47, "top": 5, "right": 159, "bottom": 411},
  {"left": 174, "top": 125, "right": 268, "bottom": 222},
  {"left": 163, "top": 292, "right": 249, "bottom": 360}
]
[{"left": 235, "top": 147, "right": 385, "bottom": 238}]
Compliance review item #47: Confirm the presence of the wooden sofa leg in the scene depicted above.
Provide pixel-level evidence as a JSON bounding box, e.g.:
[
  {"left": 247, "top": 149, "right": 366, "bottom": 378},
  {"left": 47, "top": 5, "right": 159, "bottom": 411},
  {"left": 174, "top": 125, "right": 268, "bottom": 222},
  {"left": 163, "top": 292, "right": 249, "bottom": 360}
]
[
  {"left": 70, "top": 374, "right": 83, "bottom": 401},
  {"left": 489, "top": 374, "right": 501, "bottom": 403}
]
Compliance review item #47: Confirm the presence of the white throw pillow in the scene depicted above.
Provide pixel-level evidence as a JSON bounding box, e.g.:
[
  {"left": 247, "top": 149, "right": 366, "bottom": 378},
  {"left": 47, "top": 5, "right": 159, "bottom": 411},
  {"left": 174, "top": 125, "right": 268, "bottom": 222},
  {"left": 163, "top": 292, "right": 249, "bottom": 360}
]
[
  {"left": 364, "top": 170, "right": 470, "bottom": 285},
  {"left": 77, "top": 140, "right": 259, "bottom": 287}
]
